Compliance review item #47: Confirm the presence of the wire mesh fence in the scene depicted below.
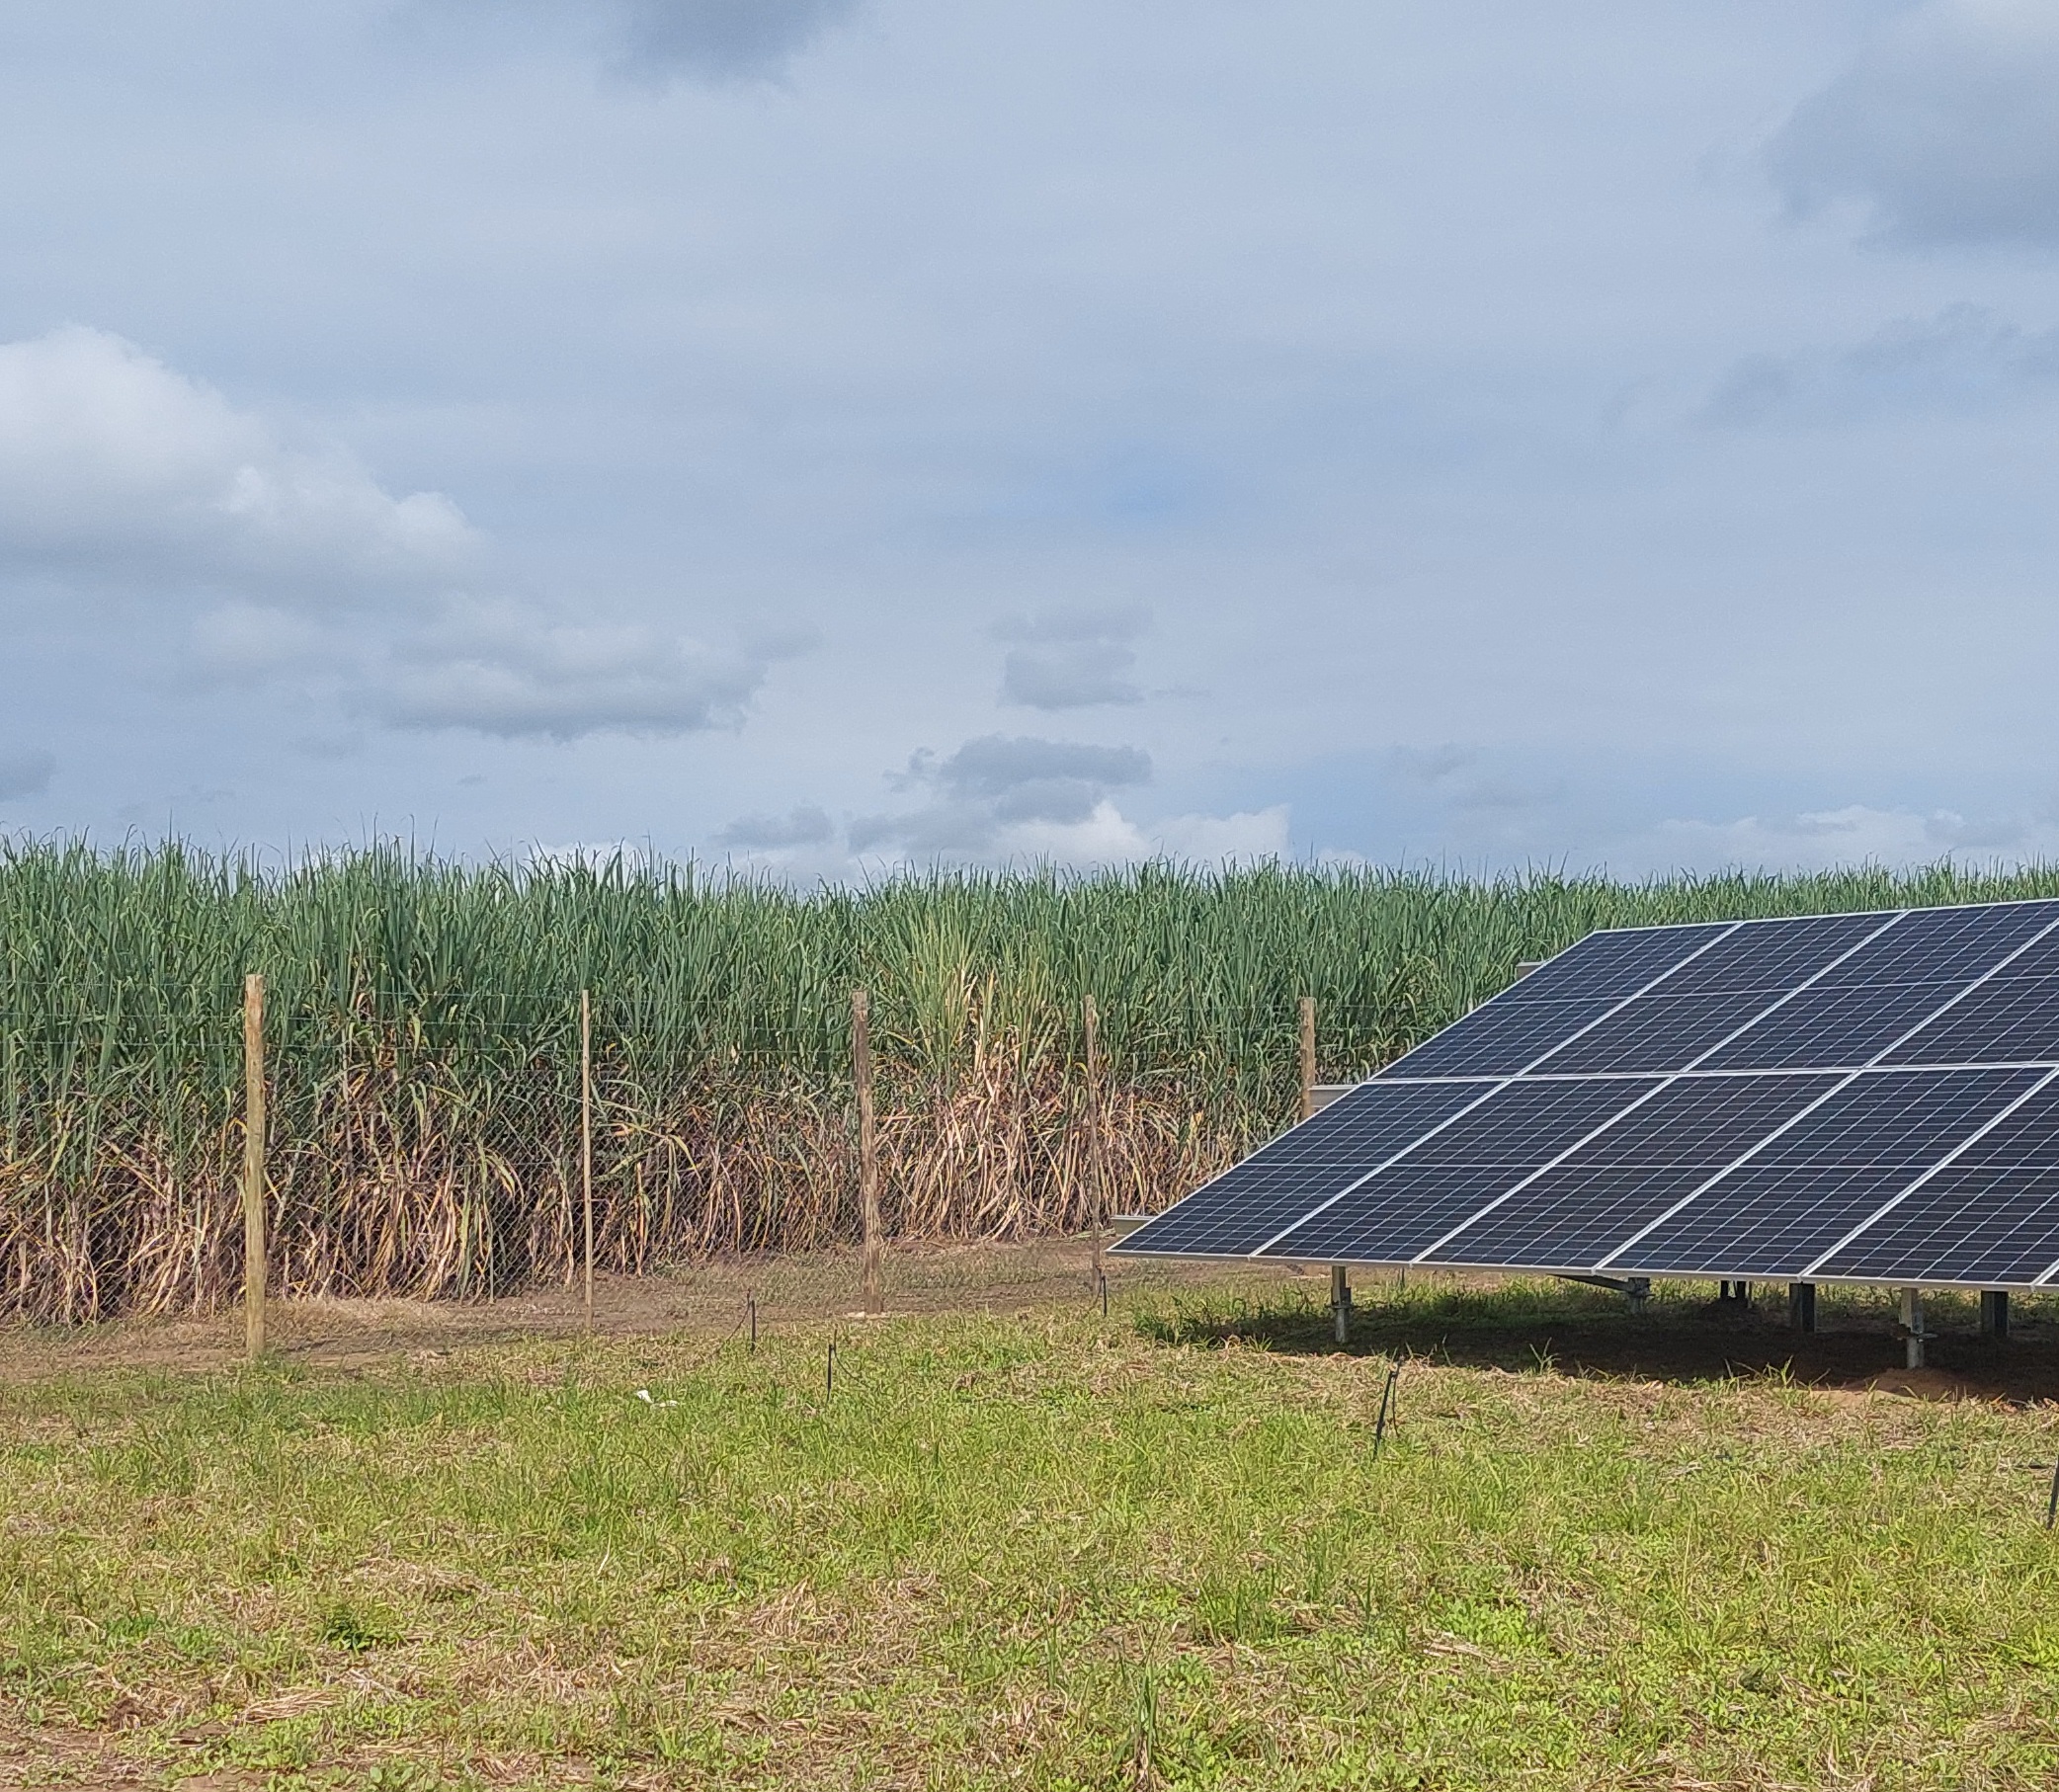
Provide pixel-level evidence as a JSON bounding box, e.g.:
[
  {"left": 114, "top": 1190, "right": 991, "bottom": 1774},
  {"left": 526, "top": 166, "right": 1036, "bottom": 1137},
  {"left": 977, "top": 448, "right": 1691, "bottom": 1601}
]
[{"left": 0, "top": 977, "right": 1420, "bottom": 1340}]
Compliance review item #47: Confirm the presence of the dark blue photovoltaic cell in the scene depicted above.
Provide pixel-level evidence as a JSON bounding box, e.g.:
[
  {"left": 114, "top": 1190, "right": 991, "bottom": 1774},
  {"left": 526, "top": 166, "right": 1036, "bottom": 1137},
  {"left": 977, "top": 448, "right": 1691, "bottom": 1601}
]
[
  {"left": 1696, "top": 981, "right": 1966, "bottom": 1072},
  {"left": 1910, "top": 921, "right": 2059, "bottom": 992},
  {"left": 1652, "top": 911, "right": 1897, "bottom": 995},
  {"left": 1518, "top": 912, "right": 1909, "bottom": 1077},
  {"left": 1884, "top": 935, "right": 2059, "bottom": 1064},
  {"left": 1613, "top": 1068, "right": 2043, "bottom": 1279},
  {"left": 1111, "top": 1081, "right": 1490, "bottom": 1258},
  {"left": 1374, "top": 997, "right": 1622, "bottom": 1080},
  {"left": 1421, "top": 1073, "right": 1844, "bottom": 1269},
  {"left": 1526, "top": 990, "right": 1778, "bottom": 1075},
  {"left": 1264, "top": 1078, "right": 1661, "bottom": 1263},
  {"left": 1813, "top": 900, "right": 2059, "bottom": 986},
  {"left": 1696, "top": 901, "right": 2059, "bottom": 1072},
  {"left": 1497, "top": 924, "right": 1729, "bottom": 1006},
  {"left": 1813, "top": 1078, "right": 2059, "bottom": 1285}
]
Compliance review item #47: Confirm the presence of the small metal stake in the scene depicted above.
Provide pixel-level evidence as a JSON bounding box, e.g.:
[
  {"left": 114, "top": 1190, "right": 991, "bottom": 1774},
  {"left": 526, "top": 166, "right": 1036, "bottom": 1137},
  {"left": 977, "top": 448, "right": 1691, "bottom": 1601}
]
[
  {"left": 1100, "top": 1271, "right": 1109, "bottom": 1320},
  {"left": 747, "top": 1295, "right": 757, "bottom": 1353},
  {"left": 826, "top": 1340, "right": 836, "bottom": 1401},
  {"left": 1371, "top": 1363, "right": 1400, "bottom": 1459},
  {"left": 2047, "top": 1459, "right": 2059, "bottom": 1530}
]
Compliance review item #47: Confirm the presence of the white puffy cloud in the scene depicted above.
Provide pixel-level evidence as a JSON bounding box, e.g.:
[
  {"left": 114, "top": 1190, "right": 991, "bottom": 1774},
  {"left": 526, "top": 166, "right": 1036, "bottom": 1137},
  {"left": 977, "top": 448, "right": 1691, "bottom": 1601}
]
[
  {"left": 0, "top": 327, "right": 473, "bottom": 594},
  {"left": 0, "top": 328, "right": 795, "bottom": 745},
  {"left": 1770, "top": 1, "right": 2059, "bottom": 250},
  {"left": 1097, "top": 801, "right": 1291, "bottom": 865},
  {"left": 1621, "top": 804, "right": 2046, "bottom": 875},
  {"left": 871, "top": 798, "right": 1288, "bottom": 870}
]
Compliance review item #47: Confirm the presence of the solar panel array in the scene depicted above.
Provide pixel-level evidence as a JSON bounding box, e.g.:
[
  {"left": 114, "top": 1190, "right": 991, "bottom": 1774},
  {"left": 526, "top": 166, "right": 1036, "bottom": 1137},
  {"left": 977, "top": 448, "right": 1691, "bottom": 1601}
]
[{"left": 1112, "top": 899, "right": 2059, "bottom": 1289}]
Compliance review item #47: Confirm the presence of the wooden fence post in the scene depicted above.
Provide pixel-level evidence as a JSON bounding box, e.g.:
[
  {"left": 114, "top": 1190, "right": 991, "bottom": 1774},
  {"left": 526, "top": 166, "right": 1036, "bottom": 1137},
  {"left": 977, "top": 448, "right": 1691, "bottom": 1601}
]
[
  {"left": 241, "top": 972, "right": 267, "bottom": 1361},
  {"left": 854, "top": 988, "right": 881, "bottom": 1314},
  {"left": 1085, "top": 994, "right": 1107, "bottom": 1293},
  {"left": 581, "top": 989, "right": 595, "bottom": 1330},
  {"left": 1299, "top": 995, "right": 1317, "bottom": 1122}
]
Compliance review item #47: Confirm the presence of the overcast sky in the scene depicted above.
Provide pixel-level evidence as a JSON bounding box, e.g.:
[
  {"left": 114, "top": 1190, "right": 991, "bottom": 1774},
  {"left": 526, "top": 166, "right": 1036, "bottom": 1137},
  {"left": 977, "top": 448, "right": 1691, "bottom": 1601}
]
[{"left": 3, "top": 0, "right": 2058, "bottom": 876}]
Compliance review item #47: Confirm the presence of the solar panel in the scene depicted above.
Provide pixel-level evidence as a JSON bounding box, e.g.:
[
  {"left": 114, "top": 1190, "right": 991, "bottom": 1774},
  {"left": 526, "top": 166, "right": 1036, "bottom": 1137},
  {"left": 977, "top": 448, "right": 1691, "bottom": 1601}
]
[
  {"left": 1262, "top": 1078, "right": 1662, "bottom": 1263},
  {"left": 1419, "top": 1073, "right": 1845, "bottom": 1271},
  {"left": 1112, "top": 897, "right": 2059, "bottom": 1291},
  {"left": 1605, "top": 1067, "right": 2043, "bottom": 1280}
]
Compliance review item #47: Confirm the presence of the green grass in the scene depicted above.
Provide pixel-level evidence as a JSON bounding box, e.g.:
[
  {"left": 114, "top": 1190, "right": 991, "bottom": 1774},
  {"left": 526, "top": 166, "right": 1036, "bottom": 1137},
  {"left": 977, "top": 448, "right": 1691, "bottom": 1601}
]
[{"left": 6, "top": 1282, "right": 2059, "bottom": 1788}]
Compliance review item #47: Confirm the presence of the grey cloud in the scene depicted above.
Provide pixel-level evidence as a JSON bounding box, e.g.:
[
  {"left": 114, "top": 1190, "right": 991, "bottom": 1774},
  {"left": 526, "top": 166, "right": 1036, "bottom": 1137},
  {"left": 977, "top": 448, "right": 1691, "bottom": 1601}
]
[
  {"left": 1697, "top": 357, "right": 1795, "bottom": 430},
  {"left": 1699, "top": 305, "right": 2059, "bottom": 427},
  {"left": 1770, "top": 4, "right": 2059, "bottom": 250},
  {"left": 1450, "top": 775, "right": 1565, "bottom": 814},
  {"left": 1385, "top": 744, "right": 1563, "bottom": 814},
  {"left": 367, "top": 602, "right": 779, "bottom": 741},
  {"left": 847, "top": 801, "right": 993, "bottom": 855},
  {"left": 1387, "top": 744, "right": 1478, "bottom": 786},
  {"left": 930, "top": 734, "right": 1149, "bottom": 819},
  {"left": 1001, "top": 642, "right": 1142, "bottom": 709},
  {"left": 997, "top": 607, "right": 1147, "bottom": 709},
  {"left": 1924, "top": 810, "right": 2026, "bottom": 850},
  {"left": 715, "top": 803, "right": 834, "bottom": 848},
  {"left": 854, "top": 734, "right": 1152, "bottom": 854},
  {"left": 616, "top": 0, "right": 861, "bottom": 83},
  {"left": 0, "top": 748, "right": 54, "bottom": 801}
]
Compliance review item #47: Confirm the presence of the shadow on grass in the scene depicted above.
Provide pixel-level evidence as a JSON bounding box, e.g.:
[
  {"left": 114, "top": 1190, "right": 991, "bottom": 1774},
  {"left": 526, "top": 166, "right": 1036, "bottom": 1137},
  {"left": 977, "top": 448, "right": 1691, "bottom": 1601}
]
[{"left": 1133, "top": 1276, "right": 2059, "bottom": 1399}]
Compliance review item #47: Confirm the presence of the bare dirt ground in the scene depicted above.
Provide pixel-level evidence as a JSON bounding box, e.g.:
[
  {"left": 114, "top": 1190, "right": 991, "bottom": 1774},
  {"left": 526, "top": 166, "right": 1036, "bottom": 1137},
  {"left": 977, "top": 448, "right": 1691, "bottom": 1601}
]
[
  {"left": 4, "top": 1242, "right": 2056, "bottom": 1402},
  {"left": 0, "top": 1238, "right": 1305, "bottom": 1382}
]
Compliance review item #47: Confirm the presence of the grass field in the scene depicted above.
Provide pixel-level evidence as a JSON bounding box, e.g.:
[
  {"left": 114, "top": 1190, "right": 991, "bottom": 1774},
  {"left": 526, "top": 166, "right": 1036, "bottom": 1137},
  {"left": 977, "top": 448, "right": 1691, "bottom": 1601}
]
[{"left": 8, "top": 1276, "right": 2059, "bottom": 1790}]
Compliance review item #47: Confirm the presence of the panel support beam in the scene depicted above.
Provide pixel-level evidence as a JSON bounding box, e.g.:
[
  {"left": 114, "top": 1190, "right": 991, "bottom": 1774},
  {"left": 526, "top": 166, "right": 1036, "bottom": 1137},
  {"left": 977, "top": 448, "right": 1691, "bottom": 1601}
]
[
  {"left": 1556, "top": 1272, "right": 1650, "bottom": 1308},
  {"left": 1982, "top": 1289, "right": 2010, "bottom": 1341},
  {"left": 1330, "top": 1264, "right": 1352, "bottom": 1344},
  {"left": 1788, "top": 1281, "right": 1816, "bottom": 1334},
  {"left": 1901, "top": 1286, "right": 1926, "bottom": 1370},
  {"left": 1717, "top": 1280, "right": 1752, "bottom": 1306}
]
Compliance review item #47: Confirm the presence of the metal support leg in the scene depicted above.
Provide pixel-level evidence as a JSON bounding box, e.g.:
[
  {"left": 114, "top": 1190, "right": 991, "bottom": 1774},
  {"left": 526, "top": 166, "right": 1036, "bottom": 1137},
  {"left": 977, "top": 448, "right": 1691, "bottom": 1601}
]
[
  {"left": 1331, "top": 1264, "right": 1353, "bottom": 1344},
  {"left": 1901, "top": 1286, "right": 1926, "bottom": 1370},
  {"left": 1718, "top": 1280, "right": 1753, "bottom": 1306},
  {"left": 1982, "top": 1289, "right": 2010, "bottom": 1341},
  {"left": 1788, "top": 1281, "right": 1816, "bottom": 1334}
]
